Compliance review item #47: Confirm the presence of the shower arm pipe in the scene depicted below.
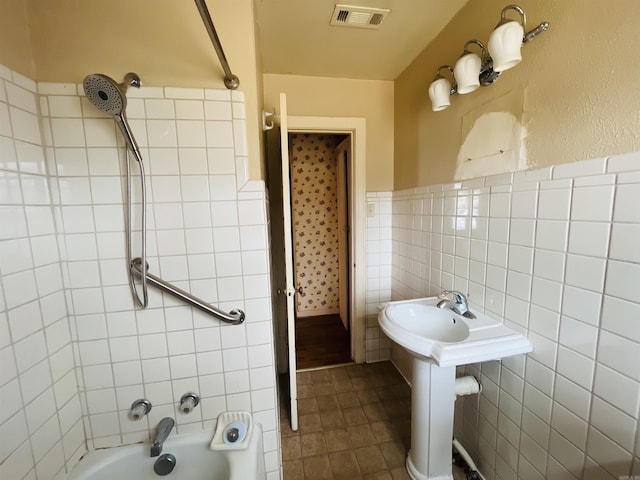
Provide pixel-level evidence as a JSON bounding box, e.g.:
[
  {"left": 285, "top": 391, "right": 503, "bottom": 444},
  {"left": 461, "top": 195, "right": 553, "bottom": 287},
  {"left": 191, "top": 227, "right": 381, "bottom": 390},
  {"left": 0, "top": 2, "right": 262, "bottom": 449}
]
[
  {"left": 130, "top": 261, "right": 245, "bottom": 325},
  {"left": 194, "top": 0, "right": 240, "bottom": 90}
]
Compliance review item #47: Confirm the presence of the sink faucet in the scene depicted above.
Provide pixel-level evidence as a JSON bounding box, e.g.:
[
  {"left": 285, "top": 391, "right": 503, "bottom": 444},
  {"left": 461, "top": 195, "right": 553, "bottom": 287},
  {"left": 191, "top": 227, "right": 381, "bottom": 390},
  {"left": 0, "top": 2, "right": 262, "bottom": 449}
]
[
  {"left": 151, "top": 417, "right": 175, "bottom": 457},
  {"left": 437, "top": 290, "right": 475, "bottom": 319}
]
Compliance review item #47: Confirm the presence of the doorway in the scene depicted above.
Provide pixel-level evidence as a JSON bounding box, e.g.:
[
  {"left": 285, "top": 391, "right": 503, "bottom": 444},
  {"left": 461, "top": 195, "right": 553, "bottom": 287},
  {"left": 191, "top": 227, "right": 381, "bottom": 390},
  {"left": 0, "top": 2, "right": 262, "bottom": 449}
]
[
  {"left": 265, "top": 99, "right": 367, "bottom": 431},
  {"left": 288, "top": 133, "right": 352, "bottom": 370}
]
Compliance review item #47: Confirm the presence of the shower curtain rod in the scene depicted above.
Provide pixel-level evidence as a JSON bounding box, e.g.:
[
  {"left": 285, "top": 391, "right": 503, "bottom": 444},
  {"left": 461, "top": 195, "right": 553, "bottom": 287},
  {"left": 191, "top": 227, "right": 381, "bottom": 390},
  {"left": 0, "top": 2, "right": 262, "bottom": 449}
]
[{"left": 194, "top": 0, "right": 240, "bottom": 90}]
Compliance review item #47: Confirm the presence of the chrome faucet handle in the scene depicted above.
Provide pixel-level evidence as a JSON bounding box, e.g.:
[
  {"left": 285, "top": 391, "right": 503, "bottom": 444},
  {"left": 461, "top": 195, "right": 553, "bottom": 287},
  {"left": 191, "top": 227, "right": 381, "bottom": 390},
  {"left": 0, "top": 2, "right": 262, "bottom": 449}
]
[{"left": 441, "top": 290, "right": 468, "bottom": 305}]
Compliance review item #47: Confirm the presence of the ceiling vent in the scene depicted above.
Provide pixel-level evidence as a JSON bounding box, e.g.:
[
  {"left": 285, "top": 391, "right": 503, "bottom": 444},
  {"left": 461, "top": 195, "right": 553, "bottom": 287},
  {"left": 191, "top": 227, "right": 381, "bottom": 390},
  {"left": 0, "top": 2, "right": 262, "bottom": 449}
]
[{"left": 330, "top": 4, "right": 390, "bottom": 30}]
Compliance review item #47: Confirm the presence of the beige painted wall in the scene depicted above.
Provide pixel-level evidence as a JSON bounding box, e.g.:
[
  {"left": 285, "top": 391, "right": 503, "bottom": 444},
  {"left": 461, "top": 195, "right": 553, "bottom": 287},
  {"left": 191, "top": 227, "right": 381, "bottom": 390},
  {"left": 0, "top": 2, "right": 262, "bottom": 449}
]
[
  {"left": 0, "top": 0, "right": 35, "bottom": 78},
  {"left": 0, "top": 0, "right": 264, "bottom": 180},
  {"left": 263, "top": 74, "right": 394, "bottom": 191},
  {"left": 394, "top": 0, "right": 640, "bottom": 189}
]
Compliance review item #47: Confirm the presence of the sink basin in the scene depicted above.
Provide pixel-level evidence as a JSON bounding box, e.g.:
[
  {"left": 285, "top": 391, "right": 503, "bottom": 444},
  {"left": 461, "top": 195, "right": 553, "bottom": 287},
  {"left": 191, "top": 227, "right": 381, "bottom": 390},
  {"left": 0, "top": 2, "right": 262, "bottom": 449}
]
[
  {"left": 385, "top": 303, "right": 470, "bottom": 343},
  {"left": 379, "top": 296, "right": 532, "bottom": 367}
]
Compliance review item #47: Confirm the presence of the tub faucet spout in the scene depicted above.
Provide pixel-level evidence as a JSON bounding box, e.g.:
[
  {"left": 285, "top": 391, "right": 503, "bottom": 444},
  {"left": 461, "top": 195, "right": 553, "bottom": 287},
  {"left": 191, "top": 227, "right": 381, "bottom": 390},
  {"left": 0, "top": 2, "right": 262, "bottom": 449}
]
[{"left": 151, "top": 417, "right": 175, "bottom": 457}]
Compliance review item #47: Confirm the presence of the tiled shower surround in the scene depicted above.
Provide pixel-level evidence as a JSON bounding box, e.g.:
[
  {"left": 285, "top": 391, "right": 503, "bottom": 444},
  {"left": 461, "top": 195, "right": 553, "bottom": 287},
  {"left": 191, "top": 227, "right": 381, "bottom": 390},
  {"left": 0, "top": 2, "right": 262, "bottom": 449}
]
[
  {"left": 0, "top": 64, "right": 280, "bottom": 480},
  {"left": 381, "top": 155, "right": 640, "bottom": 479}
]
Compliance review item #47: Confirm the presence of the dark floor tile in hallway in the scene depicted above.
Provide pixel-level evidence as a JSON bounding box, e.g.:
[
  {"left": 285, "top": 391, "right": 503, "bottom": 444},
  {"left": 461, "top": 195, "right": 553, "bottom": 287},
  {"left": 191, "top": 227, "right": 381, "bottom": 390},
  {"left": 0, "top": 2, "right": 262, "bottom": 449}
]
[{"left": 295, "top": 314, "right": 351, "bottom": 370}]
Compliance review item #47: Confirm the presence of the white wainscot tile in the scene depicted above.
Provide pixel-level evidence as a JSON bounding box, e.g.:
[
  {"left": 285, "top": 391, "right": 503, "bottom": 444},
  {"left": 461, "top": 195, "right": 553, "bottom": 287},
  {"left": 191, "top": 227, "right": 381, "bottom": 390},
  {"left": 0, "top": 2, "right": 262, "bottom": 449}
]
[
  {"left": 175, "top": 100, "right": 204, "bottom": 120},
  {"left": 145, "top": 99, "right": 175, "bottom": 119},
  {"left": 532, "top": 249, "right": 565, "bottom": 282},
  {"left": 149, "top": 148, "right": 180, "bottom": 175},
  {"left": 593, "top": 363, "right": 640, "bottom": 417},
  {"left": 554, "top": 374, "right": 590, "bottom": 420},
  {"left": 531, "top": 278, "right": 562, "bottom": 312},
  {"left": 0, "top": 238, "right": 33, "bottom": 274},
  {"left": 590, "top": 397, "right": 636, "bottom": 453},
  {"left": 15, "top": 140, "right": 45, "bottom": 174},
  {"left": 538, "top": 188, "right": 571, "bottom": 220},
  {"left": 525, "top": 358, "right": 554, "bottom": 396},
  {"left": 11, "top": 107, "right": 42, "bottom": 144},
  {"left": 605, "top": 260, "right": 640, "bottom": 303},
  {"left": 535, "top": 220, "right": 568, "bottom": 252},
  {"left": 613, "top": 184, "right": 640, "bottom": 223},
  {"left": 568, "top": 221, "right": 610, "bottom": 258},
  {"left": 597, "top": 330, "right": 640, "bottom": 381},
  {"left": 205, "top": 121, "right": 233, "bottom": 148},
  {"left": 553, "top": 158, "right": 607, "bottom": 179},
  {"left": 609, "top": 223, "right": 640, "bottom": 263},
  {"left": 509, "top": 218, "right": 535, "bottom": 247},
  {"left": 551, "top": 402, "right": 588, "bottom": 450},
  {"left": 181, "top": 176, "right": 210, "bottom": 202},
  {"left": 558, "top": 316, "right": 598, "bottom": 358},
  {"left": 90, "top": 177, "right": 122, "bottom": 204},
  {"left": 3, "top": 270, "right": 38, "bottom": 309},
  {"left": 587, "top": 427, "right": 633, "bottom": 478},
  {"left": 152, "top": 176, "right": 182, "bottom": 202},
  {"left": 179, "top": 148, "right": 207, "bottom": 174},
  {"left": 607, "top": 151, "right": 640, "bottom": 172},
  {"left": 506, "top": 271, "right": 531, "bottom": 302},
  {"left": 529, "top": 305, "right": 559, "bottom": 341},
  {"left": 6, "top": 82, "right": 37, "bottom": 112},
  {"left": 548, "top": 430, "right": 584, "bottom": 477},
  {"left": 84, "top": 118, "right": 117, "bottom": 147},
  {"left": 21, "top": 174, "right": 51, "bottom": 205},
  {"left": 508, "top": 245, "right": 533, "bottom": 274},
  {"left": 556, "top": 346, "right": 594, "bottom": 389},
  {"left": 523, "top": 383, "right": 552, "bottom": 423},
  {"left": 177, "top": 120, "right": 206, "bottom": 147},
  {"left": 601, "top": 295, "right": 640, "bottom": 343},
  {"left": 511, "top": 189, "right": 538, "bottom": 219},
  {"left": 564, "top": 254, "right": 606, "bottom": 292},
  {"left": 571, "top": 185, "right": 614, "bottom": 222},
  {"left": 147, "top": 119, "right": 177, "bottom": 147},
  {"left": 527, "top": 331, "right": 557, "bottom": 369},
  {"left": 87, "top": 147, "right": 120, "bottom": 175},
  {"left": 561, "top": 285, "right": 602, "bottom": 326}
]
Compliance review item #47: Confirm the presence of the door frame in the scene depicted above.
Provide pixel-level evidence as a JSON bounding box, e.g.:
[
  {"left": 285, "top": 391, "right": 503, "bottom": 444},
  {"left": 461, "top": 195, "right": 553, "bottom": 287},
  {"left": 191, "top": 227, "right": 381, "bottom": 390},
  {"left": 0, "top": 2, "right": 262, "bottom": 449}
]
[{"left": 287, "top": 116, "right": 366, "bottom": 364}]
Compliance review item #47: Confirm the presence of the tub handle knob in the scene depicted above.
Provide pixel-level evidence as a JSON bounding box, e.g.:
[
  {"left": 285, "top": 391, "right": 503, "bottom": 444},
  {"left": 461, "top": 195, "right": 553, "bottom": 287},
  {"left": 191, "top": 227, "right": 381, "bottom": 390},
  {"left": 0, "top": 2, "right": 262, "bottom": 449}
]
[
  {"left": 179, "top": 392, "right": 200, "bottom": 414},
  {"left": 130, "top": 399, "right": 152, "bottom": 421}
]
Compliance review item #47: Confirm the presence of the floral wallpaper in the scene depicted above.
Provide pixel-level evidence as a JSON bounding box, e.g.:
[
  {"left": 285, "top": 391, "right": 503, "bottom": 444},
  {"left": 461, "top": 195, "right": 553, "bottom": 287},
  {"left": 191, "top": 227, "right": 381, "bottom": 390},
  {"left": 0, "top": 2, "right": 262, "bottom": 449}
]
[{"left": 290, "top": 133, "right": 341, "bottom": 315}]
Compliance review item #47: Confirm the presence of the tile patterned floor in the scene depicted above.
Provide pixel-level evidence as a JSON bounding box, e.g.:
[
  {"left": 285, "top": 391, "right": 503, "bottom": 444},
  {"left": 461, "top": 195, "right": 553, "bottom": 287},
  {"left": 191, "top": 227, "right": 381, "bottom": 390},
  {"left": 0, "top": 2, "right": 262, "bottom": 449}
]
[{"left": 279, "top": 361, "right": 468, "bottom": 480}]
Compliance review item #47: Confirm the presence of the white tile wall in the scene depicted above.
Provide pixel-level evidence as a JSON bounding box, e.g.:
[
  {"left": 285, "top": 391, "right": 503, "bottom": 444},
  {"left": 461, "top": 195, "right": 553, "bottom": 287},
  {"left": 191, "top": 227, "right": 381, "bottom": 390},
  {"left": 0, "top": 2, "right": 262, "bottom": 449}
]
[
  {"left": 0, "top": 66, "right": 84, "bottom": 480},
  {"left": 1, "top": 64, "right": 280, "bottom": 480},
  {"left": 377, "top": 153, "right": 640, "bottom": 479},
  {"left": 365, "top": 192, "right": 393, "bottom": 362}
]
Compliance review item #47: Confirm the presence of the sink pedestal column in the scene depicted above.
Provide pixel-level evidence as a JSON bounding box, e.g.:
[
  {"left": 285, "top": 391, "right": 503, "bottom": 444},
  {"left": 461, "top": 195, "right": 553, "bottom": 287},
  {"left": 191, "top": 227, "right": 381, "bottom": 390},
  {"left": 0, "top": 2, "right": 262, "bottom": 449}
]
[{"left": 406, "top": 359, "right": 456, "bottom": 480}]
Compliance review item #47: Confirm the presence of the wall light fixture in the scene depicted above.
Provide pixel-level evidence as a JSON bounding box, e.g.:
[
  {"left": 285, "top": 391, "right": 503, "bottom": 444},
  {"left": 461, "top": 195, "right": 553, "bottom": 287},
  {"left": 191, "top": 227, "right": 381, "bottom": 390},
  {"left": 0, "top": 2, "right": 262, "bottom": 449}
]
[{"left": 428, "top": 4, "right": 549, "bottom": 111}]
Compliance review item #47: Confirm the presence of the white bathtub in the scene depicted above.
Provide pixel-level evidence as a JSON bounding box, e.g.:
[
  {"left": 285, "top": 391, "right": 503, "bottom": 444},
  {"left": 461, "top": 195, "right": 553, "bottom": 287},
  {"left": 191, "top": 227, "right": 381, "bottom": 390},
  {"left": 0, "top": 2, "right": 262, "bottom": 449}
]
[{"left": 66, "top": 424, "right": 265, "bottom": 480}]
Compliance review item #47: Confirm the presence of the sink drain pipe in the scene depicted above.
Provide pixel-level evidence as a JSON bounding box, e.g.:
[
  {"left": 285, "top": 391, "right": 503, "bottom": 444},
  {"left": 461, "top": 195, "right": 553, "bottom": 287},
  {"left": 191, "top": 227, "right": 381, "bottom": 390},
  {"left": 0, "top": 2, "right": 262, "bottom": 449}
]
[{"left": 453, "top": 376, "right": 485, "bottom": 480}]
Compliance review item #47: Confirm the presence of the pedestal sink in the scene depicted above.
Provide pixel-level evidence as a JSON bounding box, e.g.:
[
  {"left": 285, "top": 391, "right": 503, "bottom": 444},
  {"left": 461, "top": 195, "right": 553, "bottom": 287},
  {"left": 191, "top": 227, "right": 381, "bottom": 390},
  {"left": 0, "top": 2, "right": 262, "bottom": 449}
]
[{"left": 378, "top": 296, "right": 532, "bottom": 480}]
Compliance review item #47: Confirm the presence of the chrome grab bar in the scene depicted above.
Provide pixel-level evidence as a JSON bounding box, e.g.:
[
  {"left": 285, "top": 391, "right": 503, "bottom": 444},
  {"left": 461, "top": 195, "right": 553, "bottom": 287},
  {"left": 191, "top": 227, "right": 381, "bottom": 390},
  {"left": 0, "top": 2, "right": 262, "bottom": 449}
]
[
  {"left": 131, "top": 259, "right": 245, "bottom": 325},
  {"left": 194, "top": 0, "right": 240, "bottom": 90}
]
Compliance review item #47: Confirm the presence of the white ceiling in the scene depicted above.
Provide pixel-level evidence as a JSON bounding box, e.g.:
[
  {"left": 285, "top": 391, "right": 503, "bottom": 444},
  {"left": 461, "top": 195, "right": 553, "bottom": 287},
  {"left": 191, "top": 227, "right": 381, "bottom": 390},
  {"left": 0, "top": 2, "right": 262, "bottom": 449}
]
[{"left": 254, "top": 0, "right": 469, "bottom": 81}]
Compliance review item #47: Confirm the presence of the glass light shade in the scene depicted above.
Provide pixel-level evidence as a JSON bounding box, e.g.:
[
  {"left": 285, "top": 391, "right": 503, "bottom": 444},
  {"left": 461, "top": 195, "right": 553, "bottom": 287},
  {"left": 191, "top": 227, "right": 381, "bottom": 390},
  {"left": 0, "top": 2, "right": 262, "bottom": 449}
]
[
  {"left": 454, "top": 52, "right": 481, "bottom": 94},
  {"left": 488, "top": 20, "right": 524, "bottom": 72},
  {"left": 428, "top": 77, "right": 452, "bottom": 111}
]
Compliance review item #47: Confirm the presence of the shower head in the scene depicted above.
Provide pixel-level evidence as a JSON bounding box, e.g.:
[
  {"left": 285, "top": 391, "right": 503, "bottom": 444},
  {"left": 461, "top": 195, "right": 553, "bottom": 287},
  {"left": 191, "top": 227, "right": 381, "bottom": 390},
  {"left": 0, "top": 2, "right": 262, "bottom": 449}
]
[
  {"left": 82, "top": 72, "right": 143, "bottom": 155},
  {"left": 82, "top": 73, "right": 141, "bottom": 116}
]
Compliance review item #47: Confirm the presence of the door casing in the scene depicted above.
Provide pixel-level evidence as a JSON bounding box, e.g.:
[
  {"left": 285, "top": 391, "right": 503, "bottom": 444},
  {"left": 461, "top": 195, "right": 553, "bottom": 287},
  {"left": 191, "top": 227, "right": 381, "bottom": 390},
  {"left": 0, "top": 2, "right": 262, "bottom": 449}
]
[{"left": 285, "top": 116, "right": 367, "bottom": 364}]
